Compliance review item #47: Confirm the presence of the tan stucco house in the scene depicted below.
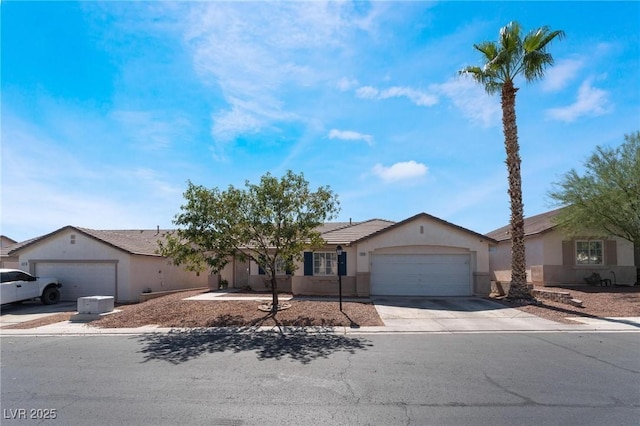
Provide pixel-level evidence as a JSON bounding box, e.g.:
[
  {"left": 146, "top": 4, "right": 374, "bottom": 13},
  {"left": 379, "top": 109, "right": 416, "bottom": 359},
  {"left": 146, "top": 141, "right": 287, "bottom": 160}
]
[
  {"left": 220, "top": 213, "right": 496, "bottom": 297},
  {"left": 1, "top": 236, "right": 19, "bottom": 269},
  {"left": 8, "top": 226, "right": 209, "bottom": 303},
  {"left": 8, "top": 212, "right": 496, "bottom": 302},
  {"left": 487, "top": 208, "right": 637, "bottom": 287}
]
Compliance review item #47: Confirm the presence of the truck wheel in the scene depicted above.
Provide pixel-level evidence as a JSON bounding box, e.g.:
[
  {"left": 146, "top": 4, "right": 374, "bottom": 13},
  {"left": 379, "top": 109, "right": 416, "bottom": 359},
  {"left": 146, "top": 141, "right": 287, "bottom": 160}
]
[{"left": 41, "top": 287, "right": 61, "bottom": 305}]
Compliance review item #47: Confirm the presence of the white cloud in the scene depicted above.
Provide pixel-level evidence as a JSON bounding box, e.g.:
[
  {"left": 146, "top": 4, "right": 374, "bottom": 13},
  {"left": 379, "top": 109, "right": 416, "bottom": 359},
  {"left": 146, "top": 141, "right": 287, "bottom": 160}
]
[
  {"left": 541, "top": 58, "right": 584, "bottom": 92},
  {"left": 372, "top": 161, "right": 428, "bottom": 183},
  {"left": 180, "top": 2, "right": 379, "bottom": 154},
  {"left": 546, "top": 79, "right": 611, "bottom": 122},
  {"left": 436, "top": 76, "right": 501, "bottom": 127},
  {"left": 355, "top": 86, "right": 380, "bottom": 99},
  {"left": 337, "top": 77, "right": 359, "bottom": 92},
  {"left": 328, "top": 129, "right": 373, "bottom": 146},
  {"left": 356, "top": 85, "right": 438, "bottom": 107}
]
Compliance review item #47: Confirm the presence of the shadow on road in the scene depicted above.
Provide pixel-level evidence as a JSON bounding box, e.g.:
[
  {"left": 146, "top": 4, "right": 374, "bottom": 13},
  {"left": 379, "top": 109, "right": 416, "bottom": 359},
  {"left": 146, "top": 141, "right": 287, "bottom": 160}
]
[{"left": 137, "top": 326, "right": 372, "bottom": 365}]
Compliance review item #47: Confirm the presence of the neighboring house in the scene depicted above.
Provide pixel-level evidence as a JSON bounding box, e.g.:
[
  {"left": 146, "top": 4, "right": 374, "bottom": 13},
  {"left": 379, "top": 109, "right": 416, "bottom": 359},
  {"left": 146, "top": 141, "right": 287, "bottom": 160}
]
[
  {"left": 0, "top": 236, "right": 19, "bottom": 269},
  {"left": 220, "top": 213, "right": 496, "bottom": 297},
  {"left": 487, "top": 208, "right": 636, "bottom": 286},
  {"left": 8, "top": 226, "right": 209, "bottom": 303}
]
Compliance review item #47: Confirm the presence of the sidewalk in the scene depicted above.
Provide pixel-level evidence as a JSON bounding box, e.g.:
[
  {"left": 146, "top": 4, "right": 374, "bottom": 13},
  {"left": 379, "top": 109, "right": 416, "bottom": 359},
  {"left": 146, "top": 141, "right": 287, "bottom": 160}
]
[
  {"left": 1, "top": 315, "right": 639, "bottom": 336},
  {"left": 2, "top": 292, "right": 639, "bottom": 336}
]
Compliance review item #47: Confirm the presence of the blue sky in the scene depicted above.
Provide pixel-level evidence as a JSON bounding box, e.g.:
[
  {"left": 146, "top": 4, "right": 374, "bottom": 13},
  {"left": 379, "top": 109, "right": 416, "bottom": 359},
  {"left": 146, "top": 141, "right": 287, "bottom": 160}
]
[{"left": 2, "top": 1, "right": 639, "bottom": 242}]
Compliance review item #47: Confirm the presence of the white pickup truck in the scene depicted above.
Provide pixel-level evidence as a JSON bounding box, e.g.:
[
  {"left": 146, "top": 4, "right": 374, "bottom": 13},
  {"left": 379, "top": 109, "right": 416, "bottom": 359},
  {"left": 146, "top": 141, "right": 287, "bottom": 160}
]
[{"left": 0, "top": 268, "right": 62, "bottom": 305}]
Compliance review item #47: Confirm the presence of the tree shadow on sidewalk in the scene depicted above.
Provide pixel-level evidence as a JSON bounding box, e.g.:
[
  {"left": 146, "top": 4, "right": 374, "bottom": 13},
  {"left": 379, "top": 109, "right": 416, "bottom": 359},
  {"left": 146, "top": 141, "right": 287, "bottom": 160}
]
[{"left": 136, "top": 314, "right": 372, "bottom": 365}]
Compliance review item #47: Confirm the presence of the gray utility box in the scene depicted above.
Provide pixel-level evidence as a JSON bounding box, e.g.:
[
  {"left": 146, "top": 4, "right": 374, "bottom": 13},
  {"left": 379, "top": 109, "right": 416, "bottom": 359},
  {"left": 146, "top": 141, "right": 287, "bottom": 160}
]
[{"left": 77, "top": 296, "right": 115, "bottom": 314}]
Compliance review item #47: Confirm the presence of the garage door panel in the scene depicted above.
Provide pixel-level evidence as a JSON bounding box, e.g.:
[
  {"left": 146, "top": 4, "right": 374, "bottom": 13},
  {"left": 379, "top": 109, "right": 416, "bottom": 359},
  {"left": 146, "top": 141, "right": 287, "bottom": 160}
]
[
  {"left": 371, "top": 254, "right": 471, "bottom": 296},
  {"left": 35, "top": 262, "right": 116, "bottom": 301}
]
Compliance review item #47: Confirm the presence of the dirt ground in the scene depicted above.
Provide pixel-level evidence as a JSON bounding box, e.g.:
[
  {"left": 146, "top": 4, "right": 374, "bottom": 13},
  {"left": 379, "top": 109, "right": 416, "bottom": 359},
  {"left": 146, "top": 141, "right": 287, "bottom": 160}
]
[{"left": 3, "top": 285, "right": 639, "bottom": 329}]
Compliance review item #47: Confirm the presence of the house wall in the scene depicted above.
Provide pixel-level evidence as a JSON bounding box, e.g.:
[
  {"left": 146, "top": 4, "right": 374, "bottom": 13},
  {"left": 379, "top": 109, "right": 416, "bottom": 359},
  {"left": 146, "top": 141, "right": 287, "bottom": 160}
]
[
  {"left": 355, "top": 217, "right": 491, "bottom": 296},
  {"left": 15, "top": 229, "right": 209, "bottom": 303},
  {"left": 535, "top": 232, "right": 635, "bottom": 285},
  {"left": 128, "top": 256, "right": 209, "bottom": 303},
  {"left": 16, "top": 229, "right": 132, "bottom": 301},
  {"left": 291, "top": 245, "right": 357, "bottom": 296},
  {"left": 240, "top": 217, "right": 493, "bottom": 297},
  {"left": 490, "top": 229, "right": 636, "bottom": 286},
  {"left": 247, "top": 258, "right": 294, "bottom": 293},
  {"left": 205, "top": 257, "right": 251, "bottom": 290}
]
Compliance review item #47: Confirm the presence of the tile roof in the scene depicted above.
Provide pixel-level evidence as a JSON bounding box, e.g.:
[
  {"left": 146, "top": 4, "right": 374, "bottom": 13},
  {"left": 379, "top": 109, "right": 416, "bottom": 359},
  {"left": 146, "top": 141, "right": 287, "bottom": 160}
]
[
  {"left": 10, "top": 213, "right": 493, "bottom": 255},
  {"left": 320, "top": 219, "right": 395, "bottom": 245},
  {"left": 486, "top": 208, "right": 564, "bottom": 242},
  {"left": 8, "top": 221, "right": 396, "bottom": 256},
  {"left": 76, "top": 228, "right": 177, "bottom": 256},
  {"left": 8, "top": 227, "right": 175, "bottom": 257},
  {"left": 352, "top": 212, "right": 498, "bottom": 244}
]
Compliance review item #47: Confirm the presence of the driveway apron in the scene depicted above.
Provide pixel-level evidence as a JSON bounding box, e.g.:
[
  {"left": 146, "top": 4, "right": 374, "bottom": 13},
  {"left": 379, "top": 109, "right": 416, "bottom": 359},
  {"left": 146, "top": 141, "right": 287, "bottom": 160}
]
[
  {"left": 372, "top": 296, "right": 562, "bottom": 332},
  {"left": 0, "top": 301, "right": 76, "bottom": 327}
]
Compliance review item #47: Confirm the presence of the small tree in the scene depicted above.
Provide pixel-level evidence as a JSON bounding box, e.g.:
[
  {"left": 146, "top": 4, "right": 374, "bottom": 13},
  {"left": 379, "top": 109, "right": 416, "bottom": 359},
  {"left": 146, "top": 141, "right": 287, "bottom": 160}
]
[
  {"left": 459, "top": 21, "right": 564, "bottom": 299},
  {"left": 159, "top": 170, "right": 340, "bottom": 313},
  {"left": 549, "top": 131, "right": 640, "bottom": 280}
]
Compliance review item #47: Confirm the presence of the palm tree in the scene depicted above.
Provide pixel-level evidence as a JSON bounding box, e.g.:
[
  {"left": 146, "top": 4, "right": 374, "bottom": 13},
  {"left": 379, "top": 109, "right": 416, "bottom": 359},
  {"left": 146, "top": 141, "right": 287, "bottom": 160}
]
[{"left": 460, "top": 22, "right": 564, "bottom": 299}]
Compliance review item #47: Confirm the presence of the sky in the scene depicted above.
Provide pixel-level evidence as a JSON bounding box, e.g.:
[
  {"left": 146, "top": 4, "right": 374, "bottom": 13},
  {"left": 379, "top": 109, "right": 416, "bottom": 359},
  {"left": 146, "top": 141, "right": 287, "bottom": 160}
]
[{"left": 2, "top": 1, "right": 639, "bottom": 242}]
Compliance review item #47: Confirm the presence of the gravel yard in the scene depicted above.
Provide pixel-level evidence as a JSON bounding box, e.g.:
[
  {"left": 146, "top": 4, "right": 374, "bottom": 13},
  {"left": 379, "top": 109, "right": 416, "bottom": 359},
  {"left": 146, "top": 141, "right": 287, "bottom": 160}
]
[
  {"left": 3, "top": 286, "right": 639, "bottom": 329},
  {"left": 491, "top": 285, "right": 640, "bottom": 324}
]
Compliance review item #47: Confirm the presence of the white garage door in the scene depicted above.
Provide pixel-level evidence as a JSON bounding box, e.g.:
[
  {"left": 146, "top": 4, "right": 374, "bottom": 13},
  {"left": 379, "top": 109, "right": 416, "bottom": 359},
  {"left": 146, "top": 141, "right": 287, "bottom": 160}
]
[
  {"left": 34, "top": 262, "right": 117, "bottom": 301},
  {"left": 371, "top": 254, "right": 471, "bottom": 296}
]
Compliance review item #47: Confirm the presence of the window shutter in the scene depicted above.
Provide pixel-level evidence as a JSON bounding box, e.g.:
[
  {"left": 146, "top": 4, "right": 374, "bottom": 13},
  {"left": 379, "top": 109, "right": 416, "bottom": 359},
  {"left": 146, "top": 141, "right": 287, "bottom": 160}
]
[
  {"left": 605, "top": 240, "right": 617, "bottom": 265},
  {"left": 338, "top": 252, "right": 347, "bottom": 276},
  {"left": 562, "top": 241, "right": 573, "bottom": 266},
  {"left": 286, "top": 257, "right": 292, "bottom": 276},
  {"left": 304, "top": 252, "right": 313, "bottom": 276}
]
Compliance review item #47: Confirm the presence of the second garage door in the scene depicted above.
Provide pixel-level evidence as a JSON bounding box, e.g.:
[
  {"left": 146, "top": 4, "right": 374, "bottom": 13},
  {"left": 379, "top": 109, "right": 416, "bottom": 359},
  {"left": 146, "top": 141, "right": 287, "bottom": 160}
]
[
  {"left": 370, "top": 254, "right": 471, "bottom": 296},
  {"left": 34, "top": 262, "right": 117, "bottom": 301}
]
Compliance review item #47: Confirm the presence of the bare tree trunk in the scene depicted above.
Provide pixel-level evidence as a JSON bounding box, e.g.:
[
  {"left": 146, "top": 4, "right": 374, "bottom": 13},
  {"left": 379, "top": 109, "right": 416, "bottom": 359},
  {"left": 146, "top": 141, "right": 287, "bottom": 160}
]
[
  {"left": 501, "top": 81, "right": 531, "bottom": 299},
  {"left": 270, "top": 273, "right": 279, "bottom": 314}
]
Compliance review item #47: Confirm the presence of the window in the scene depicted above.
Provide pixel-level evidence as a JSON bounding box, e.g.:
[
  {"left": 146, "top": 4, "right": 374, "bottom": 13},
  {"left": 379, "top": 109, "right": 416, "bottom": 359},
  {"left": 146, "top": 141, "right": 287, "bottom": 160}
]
[
  {"left": 576, "top": 240, "right": 603, "bottom": 265},
  {"left": 275, "top": 258, "right": 288, "bottom": 276},
  {"left": 313, "top": 252, "right": 337, "bottom": 276}
]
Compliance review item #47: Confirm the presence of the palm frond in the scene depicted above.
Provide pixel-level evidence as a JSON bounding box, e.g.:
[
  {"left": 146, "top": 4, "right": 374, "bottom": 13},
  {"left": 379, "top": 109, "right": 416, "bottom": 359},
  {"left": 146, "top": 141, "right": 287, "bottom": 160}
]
[
  {"left": 499, "top": 21, "right": 523, "bottom": 53},
  {"left": 474, "top": 41, "right": 498, "bottom": 61},
  {"left": 462, "top": 21, "right": 562, "bottom": 92},
  {"left": 538, "top": 29, "right": 566, "bottom": 50},
  {"left": 523, "top": 51, "right": 554, "bottom": 80}
]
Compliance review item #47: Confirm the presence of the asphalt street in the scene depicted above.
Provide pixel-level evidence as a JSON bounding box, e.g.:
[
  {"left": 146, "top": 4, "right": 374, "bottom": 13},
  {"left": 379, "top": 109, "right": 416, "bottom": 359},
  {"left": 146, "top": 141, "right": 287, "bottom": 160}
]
[{"left": 1, "top": 331, "right": 638, "bottom": 425}]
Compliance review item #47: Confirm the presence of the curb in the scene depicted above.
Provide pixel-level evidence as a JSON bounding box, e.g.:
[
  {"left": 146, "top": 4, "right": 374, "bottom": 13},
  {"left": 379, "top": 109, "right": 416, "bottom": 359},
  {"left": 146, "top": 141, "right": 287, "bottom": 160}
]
[{"left": 1, "top": 321, "right": 639, "bottom": 337}]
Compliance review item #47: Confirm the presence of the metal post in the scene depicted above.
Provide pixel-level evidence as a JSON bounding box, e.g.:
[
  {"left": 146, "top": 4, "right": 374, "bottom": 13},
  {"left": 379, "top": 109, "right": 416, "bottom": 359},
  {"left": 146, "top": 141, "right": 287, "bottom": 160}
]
[{"left": 336, "top": 245, "right": 343, "bottom": 311}]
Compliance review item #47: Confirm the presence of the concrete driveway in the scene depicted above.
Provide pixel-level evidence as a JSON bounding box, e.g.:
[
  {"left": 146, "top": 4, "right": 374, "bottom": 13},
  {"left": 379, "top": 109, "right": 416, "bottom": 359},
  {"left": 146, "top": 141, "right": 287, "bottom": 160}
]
[
  {"left": 372, "top": 296, "right": 562, "bottom": 332},
  {"left": 0, "top": 300, "right": 77, "bottom": 328}
]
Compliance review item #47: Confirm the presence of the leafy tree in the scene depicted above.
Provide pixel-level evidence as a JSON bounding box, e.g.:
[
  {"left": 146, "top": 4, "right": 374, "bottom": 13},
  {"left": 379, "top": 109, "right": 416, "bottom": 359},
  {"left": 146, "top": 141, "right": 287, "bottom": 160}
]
[
  {"left": 459, "top": 21, "right": 564, "bottom": 299},
  {"left": 549, "top": 132, "right": 640, "bottom": 278},
  {"left": 159, "top": 170, "right": 340, "bottom": 313}
]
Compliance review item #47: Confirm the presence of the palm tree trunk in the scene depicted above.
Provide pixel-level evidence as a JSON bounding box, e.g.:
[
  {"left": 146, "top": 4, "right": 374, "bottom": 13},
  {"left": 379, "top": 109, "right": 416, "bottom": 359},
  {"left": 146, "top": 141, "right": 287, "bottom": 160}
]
[{"left": 501, "top": 81, "right": 530, "bottom": 299}]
